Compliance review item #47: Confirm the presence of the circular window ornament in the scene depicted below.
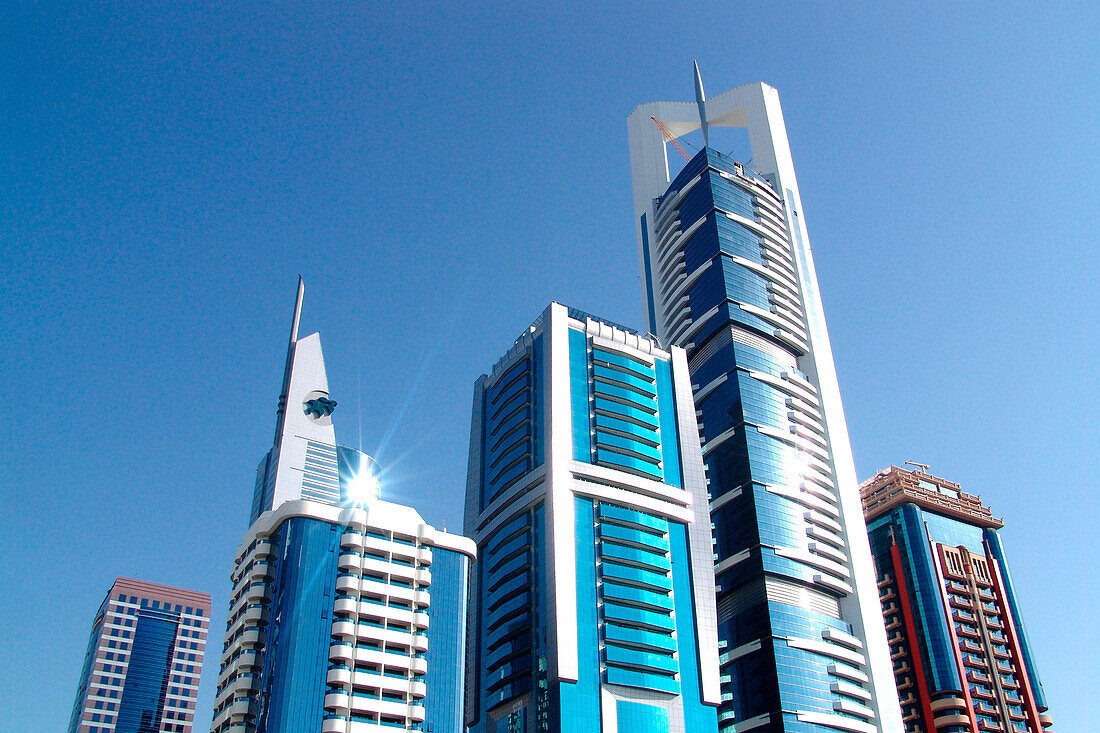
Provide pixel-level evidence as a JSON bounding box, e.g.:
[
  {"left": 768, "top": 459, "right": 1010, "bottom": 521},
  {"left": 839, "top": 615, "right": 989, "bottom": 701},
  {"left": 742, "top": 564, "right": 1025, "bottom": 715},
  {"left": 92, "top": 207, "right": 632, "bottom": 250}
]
[{"left": 303, "top": 390, "right": 337, "bottom": 425}]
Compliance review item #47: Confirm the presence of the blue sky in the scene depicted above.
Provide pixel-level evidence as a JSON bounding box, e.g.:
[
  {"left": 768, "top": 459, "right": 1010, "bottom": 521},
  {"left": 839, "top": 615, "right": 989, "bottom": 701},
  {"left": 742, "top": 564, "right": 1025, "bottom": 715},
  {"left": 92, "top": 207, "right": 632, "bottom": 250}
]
[{"left": 1, "top": 2, "right": 1096, "bottom": 730}]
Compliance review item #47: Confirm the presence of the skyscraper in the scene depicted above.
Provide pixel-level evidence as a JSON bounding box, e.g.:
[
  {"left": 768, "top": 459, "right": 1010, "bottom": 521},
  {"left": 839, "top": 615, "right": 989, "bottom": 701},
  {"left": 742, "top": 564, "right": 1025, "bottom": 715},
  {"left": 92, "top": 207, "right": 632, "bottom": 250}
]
[
  {"left": 861, "top": 466, "right": 1054, "bottom": 733},
  {"left": 627, "top": 73, "right": 901, "bottom": 733},
  {"left": 68, "top": 576, "right": 211, "bottom": 733},
  {"left": 209, "top": 281, "right": 475, "bottom": 733},
  {"left": 463, "top": 302, "right": 721, "bottom": 733}
]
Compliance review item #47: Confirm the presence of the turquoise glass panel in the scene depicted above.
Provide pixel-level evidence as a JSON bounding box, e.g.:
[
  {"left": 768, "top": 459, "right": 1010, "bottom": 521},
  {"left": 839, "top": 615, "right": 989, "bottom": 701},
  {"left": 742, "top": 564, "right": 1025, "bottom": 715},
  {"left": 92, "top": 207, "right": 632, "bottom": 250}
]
[
  {"left": 599, "top": 522, "right": 670, "bottom": 552},
  {"left": 605, "top": 645, "right": 678, "bottom": 674},
  {"left": 601, "top": 543, "right": 672, "bottom": 572},
  {"left": 601, "top": 560, "right": 673, "bottom": 592},
  {"left": 599, "top": 504, "right": 668, "bottom": 534},
  {"left": 593, "top": 362, "right": 657, "bottom": 395},
  {"left": 596, "top": 449, "right": 664, "bottom": 479},
  {"left": 593, "top": 380, "right": 658, "bottom": 409},
  {"left": 569, "top": 328, "right": 592, "bottom": 463},
  {"left": 602, "top": 600, "right": 675, "bottom": 631},
  {"left": 593, "top": 413, "right": 660, "bottom": 445},
  {"left": 595, "top": 432, "right": 662, "bottom": 461},
  {"left": 592, "top": 348, "right": 654, "bottom": 380},
  {"left": 604, "top": 622, "right": 677, "bottom": 652},
  {"left": 617, "top": 700, "right": 670, "bottom": 732},
  {"left": 593, "top": 397, "right": 659, "bottom": 428},
  {"left": 606, "top": 667, "right": 679, "bottom": 694},
  {"left": 558, "top": 497, "right": 602, "bottom": 732},
  {"left": 669, "top": 521, "right": 719, "bottom": 731},
  {"left": 654, "top": 359, "right": 682, "bottom": 488}
]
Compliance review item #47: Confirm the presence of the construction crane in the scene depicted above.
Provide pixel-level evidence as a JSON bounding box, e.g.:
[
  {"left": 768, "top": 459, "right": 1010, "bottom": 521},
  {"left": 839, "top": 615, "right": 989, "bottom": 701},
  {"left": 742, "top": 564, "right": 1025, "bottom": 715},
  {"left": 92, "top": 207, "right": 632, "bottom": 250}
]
[{"left": 650, "top": 116, "right": 691, "bottom": 162}]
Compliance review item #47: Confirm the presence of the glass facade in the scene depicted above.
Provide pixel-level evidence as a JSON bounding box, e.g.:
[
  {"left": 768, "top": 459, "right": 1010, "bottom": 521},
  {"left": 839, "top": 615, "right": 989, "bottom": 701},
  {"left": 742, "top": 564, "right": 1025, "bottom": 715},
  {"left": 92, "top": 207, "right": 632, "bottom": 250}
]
[
  {"left": 254, "top": 517, "right": 341, "bottom": 731},
  {"left": 641, "top": 147, "right": 881, "bottom": 732},
  {"left": 465, "top": 303, "right": 720, "bottom": 733},
  {"left": 421, "top": 548, "right": 471, "bottom": 733},
  {"left": 115, "top": 612, "right": 177, "bottom": 732}
]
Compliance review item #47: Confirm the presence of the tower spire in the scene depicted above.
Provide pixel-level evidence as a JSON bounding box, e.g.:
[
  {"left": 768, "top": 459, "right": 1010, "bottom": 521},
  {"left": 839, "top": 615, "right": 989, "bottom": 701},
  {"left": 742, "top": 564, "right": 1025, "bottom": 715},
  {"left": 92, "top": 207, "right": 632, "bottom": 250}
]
[
  {"left": 693, "top": 60, "right": 709, "bottom": 147},
  {"left": 289, "top": 274, "right": 304, "bottom": 344},
  {"left": 274, "top": 276, "right": 305, "bottom": 444}
]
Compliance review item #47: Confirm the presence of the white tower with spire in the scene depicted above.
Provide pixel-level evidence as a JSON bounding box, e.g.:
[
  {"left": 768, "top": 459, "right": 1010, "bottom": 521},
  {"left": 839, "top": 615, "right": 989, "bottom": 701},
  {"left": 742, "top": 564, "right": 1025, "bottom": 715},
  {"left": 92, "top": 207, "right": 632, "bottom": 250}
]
[
  {"left": 627, "top": 71, "right": 903, "bottom": 733},
  {"left": 250, "top": 277, "right": 343, "bottom": 522}
]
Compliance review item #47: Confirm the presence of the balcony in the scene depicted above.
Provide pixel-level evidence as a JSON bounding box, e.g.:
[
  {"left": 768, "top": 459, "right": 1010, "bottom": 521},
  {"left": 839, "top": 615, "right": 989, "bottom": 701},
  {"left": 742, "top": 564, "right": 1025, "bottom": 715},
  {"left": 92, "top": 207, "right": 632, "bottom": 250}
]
[
  {"left": 341, "top": 532, "right": 364, "bottom": 551},
  {"left": 930, "top": 696, "right": 967, "bottom": 713},
  {"left": 933, "top": 714, "right": 971, "bottom": 728},
  {"left": 331, "top": 621, "right": 356, "bottom": 640},
  {"left": 327, "top": 667, "right": 352, "bottom": 686},
  {"left": 324, "top": 692, "right": 350, "bottom": 713},
  {"left": 321, "top": 719, "right": 347, "bottom": 733}
]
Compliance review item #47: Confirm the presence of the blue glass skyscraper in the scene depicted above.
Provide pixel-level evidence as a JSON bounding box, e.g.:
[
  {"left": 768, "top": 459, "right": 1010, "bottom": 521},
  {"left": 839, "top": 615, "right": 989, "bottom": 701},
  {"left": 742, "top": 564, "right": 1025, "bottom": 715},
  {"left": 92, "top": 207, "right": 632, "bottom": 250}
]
[
  {"left": 209, "top": 281, "right": 475, "bottom": 733},
  {"left": 627, "top": 78, "right": 902, "bottom": 733},
  {"left": 463, "top": 302, "right": 721, "bottom": 733}
]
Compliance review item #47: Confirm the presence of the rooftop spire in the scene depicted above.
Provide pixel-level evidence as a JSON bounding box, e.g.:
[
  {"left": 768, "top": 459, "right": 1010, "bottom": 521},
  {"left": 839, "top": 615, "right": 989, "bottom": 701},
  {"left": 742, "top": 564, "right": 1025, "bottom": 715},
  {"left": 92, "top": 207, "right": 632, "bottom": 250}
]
[
  {"left": 289, "top": 274, "right": 304, "bottom": 344},
  {"left": 274, "top": 276, "right": 305, "bottom": 445},
  {"left": 693, "top": 60, "right": 709, "bottom": 146}
]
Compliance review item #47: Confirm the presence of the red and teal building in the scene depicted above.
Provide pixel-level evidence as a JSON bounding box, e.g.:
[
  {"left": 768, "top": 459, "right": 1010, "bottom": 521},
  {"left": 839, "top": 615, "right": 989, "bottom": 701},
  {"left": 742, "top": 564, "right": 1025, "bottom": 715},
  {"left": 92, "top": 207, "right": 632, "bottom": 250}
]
[{"left": 861, "top": 466, "right": 1054, "bottom": 733}]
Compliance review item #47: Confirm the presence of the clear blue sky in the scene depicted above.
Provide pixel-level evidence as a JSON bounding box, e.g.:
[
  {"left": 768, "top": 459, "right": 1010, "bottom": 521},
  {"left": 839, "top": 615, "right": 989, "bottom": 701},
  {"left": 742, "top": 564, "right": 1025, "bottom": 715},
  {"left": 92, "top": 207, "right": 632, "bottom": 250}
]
[{"left": 1, "top": 2, "right": 1096, "bottom": 730}]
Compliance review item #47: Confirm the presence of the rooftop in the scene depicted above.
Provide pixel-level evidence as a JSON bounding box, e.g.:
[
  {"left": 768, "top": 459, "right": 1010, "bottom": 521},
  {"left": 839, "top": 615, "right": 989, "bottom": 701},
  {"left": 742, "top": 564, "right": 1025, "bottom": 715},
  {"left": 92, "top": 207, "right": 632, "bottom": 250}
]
[{"left": 860, "top": 465, "right": 1003, "bottom": 530}]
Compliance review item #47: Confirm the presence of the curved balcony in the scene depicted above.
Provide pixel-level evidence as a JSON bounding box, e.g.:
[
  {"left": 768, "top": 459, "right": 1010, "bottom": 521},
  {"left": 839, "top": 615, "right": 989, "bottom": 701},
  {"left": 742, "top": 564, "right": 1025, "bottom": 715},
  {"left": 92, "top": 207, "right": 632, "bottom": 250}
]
[
  {"left": 245, "top": 583, "right": 270, "bottom": 603},
  {"left": 327, "top": 667, "right": 352, "bottom": 686},
  {"left": 415, "top": 568, "right": 432, "bottom": 586},
  {"left": 408, "top": 704, "right": 426, "bottom": 722},
  {"left": 411, "top": 634, "right": 428, "bottom": 652},
  {"left": 413, "top": 590, "right": 430, "bottom": 608},
  {"left": 338, "top": 554, "right": 361, "bottom": 572},
  {"left": 333, "top": 597, "right": 357, "bottom": 616},
  {"left": 228, "top": 698, "right": 257, "bottom": 718},
  {"left": 236, "top": 650, "right": 260, "bottom": 669},
  {"left": 336, "top": 576, "right": 359, "bottom": 594},
  {"left": 341, "top": 532, "right": 364, "bottom": 551},
  {"left": 934, "top": 714, "right": 971, "bottom": 728},
  {"left": 329, "top": 644, "right": 354, "bottom": 663},
  {"left": 330, "top": 621, "right": 356, "bottom": 640},
  {"left": 242, "top": 605, "right": 269, "bottom": 626},
  {"left": 409, "top": 657, "right": 427, "bottom": 675},
  {"left": 324, "top": 692, "right": 350, "bottom": 713},
  {"left": 412, "top": 612, "right": 430, "bottom": 630},
  {"left": 321, "top": 718, "right": 347, "bottom": 733},
  {"left": 930, "top": 696, "right": 967, "bottom": 713}
]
